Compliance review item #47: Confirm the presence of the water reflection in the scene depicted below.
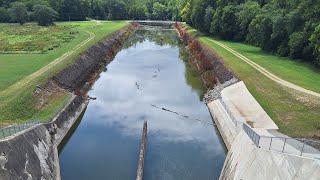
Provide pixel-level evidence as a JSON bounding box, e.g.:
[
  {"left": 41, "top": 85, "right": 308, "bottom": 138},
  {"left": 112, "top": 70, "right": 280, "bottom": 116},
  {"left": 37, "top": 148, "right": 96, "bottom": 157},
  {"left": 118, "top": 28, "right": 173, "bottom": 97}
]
[{"left": 59, "top": 26, "right": 226, "bottom": 180}]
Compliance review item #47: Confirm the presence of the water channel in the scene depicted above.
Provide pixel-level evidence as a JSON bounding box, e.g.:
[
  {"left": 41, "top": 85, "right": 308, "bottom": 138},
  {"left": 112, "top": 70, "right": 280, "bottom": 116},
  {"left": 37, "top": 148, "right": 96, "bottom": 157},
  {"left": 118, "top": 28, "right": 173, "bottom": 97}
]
[{"left": 58, "top": 26, "right": 226, "bottom": 180}]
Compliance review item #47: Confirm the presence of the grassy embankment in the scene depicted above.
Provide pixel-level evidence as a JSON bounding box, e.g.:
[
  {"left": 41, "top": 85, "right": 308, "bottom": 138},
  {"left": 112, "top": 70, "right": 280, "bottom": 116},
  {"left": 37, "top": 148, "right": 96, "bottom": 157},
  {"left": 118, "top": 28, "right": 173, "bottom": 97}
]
[
  {"left": 0, "top": 21, "right": 128, "bottom": 126},
  {"left": 185, "top": 26, "right": 320, "bottom": 138}
]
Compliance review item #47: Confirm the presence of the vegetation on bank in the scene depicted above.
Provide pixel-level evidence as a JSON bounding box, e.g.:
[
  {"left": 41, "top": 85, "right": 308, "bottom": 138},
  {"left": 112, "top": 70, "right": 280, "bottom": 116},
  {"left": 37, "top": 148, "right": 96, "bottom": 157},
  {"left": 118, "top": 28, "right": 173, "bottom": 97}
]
[
  {"left": 181, "top": 0, "right": 320, "bottom": 68},
  {"left": 182, "top": 25, "right": 320, "bottom": 138},
  {"left": 0, "top": 21, "right": 128, "bottom": 125},
  {"left": 0, "top": 23, "right": 77, "bottom": 52}
]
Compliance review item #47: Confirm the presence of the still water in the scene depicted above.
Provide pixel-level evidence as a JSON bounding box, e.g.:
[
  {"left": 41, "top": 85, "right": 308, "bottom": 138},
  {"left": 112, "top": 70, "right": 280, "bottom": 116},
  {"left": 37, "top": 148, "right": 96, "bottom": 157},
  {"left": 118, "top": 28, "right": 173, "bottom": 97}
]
[{"left": 59, "top": 26, "right": 226, "bottom": 180}]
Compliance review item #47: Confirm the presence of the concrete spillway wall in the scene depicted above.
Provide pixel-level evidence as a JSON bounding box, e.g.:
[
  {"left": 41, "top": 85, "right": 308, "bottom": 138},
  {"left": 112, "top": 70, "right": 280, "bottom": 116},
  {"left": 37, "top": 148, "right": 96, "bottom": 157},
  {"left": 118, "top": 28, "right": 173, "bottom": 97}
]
[
  {"left": 0, "top": 95, "right": 86, "bottom": 180},
  {"left": 0, "top": 22, "right": 140, "bottom": 180}
]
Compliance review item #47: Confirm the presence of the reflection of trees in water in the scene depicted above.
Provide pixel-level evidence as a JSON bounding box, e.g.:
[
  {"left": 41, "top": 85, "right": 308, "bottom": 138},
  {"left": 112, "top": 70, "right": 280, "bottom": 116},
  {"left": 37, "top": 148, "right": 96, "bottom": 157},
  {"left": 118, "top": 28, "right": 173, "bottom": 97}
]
[
  {"left": 121, "top": 26, "right": 206, "bottom": 100},
  {"left": 122, "top": 26, "right": 179, "bottom": 48},
  {"left": 179, "top": 46, "right": 207, "bottom": 101}
]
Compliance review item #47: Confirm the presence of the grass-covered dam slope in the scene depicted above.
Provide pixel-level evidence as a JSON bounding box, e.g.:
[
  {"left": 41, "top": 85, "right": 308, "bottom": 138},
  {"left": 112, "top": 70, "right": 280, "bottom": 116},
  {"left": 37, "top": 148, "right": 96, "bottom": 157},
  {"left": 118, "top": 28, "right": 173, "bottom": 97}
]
[
  {"left": 182, "top": 25, "right": 320, "bottom": 139},
  {"left": 0, "top": 21, "right": 129, "bottom": 126}
]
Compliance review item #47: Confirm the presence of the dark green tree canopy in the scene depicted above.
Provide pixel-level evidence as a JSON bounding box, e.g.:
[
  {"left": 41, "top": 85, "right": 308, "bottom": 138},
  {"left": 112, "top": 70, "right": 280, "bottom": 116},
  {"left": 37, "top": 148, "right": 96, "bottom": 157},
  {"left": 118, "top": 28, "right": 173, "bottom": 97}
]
[
  {"left": 8, "top": 2, "right": 28, "bottom": 25},
  {"left": 33, "top": 4, "right": 58, "bottom": 26}
]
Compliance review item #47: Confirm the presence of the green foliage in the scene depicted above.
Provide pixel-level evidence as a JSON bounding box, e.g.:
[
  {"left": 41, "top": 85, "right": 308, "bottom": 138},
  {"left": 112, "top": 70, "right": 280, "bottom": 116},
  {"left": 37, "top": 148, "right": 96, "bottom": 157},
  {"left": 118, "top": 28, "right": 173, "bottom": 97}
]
[
  {"left": 0, "top": 23, "right": 77, "bottom": 52},
  {"left": 33, "top": 4, "right": 59, "bottom": 26},
  {"left": 181, "top": 0, "right": 320, "bottom": 67},
  {"left": 204, "top": 6, "right": 214, "bottom": 32},
  {"left": 310, "top": 24, "right": 320, "bottom": 66},
  {"left": 236, "top": 1, "right": 260, "bottom": 40},
  {"left": 0, "top": 7, "right": 10, "bottom": 22},
  {"left": 220, "top": 4, "right": 238, "bottom": 40},
  {"left": 152, "top": 2, "right": 167, "bottom": 20},
  {"left": 8, "top": 2, "right": 28, "bottom": 25}
]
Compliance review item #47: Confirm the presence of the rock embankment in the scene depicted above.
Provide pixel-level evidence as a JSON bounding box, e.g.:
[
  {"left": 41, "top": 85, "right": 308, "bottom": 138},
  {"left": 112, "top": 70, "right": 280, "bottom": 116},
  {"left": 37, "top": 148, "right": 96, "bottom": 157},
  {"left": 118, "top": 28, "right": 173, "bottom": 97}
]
[
  {"left": 174, "top": 22, "right": 236, "bottom": 89},
  {"left": 53, "top": 22, "right": 140, "bottom": 93}
]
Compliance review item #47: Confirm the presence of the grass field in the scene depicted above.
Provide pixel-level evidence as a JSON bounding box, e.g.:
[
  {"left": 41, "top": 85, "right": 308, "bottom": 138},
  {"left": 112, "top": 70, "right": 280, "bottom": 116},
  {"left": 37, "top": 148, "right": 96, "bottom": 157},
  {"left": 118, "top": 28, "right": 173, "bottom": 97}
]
[
  {"left": 211, "top": 39, "right": 320, "bottom": 94},
  {"left": 198, "top": 36, "right": 320, "bottom": 138},
  {"left": 0, "top": 21, "right": 129, "bottom": 125},
  {"left": 0, "top": 23, "right": 78, "bottom": 52}
]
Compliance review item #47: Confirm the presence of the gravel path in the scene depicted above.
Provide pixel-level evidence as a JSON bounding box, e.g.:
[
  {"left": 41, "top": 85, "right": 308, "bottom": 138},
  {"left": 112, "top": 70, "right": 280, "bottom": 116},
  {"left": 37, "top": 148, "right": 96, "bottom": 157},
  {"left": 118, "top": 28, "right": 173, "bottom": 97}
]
[{"left": 208, "top": 38, "right": 320, "bottom": 98}]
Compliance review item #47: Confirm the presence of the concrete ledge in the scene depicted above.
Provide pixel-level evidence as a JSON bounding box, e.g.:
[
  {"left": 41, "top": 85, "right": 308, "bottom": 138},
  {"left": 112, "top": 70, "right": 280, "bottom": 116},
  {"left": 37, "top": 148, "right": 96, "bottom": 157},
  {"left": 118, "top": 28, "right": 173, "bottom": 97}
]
[{"left": 221, "top": 81, "right": 278, "bottom": 129}]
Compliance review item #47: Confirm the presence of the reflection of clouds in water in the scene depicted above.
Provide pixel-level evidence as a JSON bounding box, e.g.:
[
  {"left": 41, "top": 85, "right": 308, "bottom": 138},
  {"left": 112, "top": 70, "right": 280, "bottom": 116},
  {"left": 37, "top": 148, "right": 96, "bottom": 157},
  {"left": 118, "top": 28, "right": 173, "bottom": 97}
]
[{"left": 84, "top": 39, "right": 221, "bottom": 154}]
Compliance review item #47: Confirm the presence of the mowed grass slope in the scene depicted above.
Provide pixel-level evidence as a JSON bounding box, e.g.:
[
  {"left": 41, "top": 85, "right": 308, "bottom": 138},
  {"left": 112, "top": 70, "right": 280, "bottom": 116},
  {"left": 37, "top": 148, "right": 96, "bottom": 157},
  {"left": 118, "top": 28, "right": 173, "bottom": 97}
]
[
  {"left": 199, "top": 37, "right": 320, "bottom": 138},
  {"left": 0, "top": 21, "right": 128, "bottom": 124},
  {"left": 212, "top": 39, "right": 320, "bottom": 93}
]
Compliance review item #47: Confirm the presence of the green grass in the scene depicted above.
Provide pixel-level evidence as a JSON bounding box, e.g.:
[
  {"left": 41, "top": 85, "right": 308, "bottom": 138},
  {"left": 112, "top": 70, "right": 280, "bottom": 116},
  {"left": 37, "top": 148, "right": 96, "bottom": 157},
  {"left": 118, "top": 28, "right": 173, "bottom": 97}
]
[
  {"left": 211, "top": 39, "right": 320, "bottom": 93},
  {"left": 0, "top": 23, "right": 77, "bottom": 52},
  {"left": 0, "top": 21, "right": 129, "bottom": 124},
  {"left": 199, "top": 37, "right": 320, "bottom": 138}
]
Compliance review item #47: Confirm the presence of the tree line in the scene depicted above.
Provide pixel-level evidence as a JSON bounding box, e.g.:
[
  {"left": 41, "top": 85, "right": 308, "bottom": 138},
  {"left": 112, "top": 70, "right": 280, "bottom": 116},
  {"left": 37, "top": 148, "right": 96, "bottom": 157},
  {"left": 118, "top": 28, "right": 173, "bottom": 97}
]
[
  {"left": 0, "top": 0, "right": 183, "bottom": 23},
  {"left": 181, "top": 0, "right": 320, "bottom": 67},
  {"left": 0, "top": 0, "right": 319, "bottom": 66}
]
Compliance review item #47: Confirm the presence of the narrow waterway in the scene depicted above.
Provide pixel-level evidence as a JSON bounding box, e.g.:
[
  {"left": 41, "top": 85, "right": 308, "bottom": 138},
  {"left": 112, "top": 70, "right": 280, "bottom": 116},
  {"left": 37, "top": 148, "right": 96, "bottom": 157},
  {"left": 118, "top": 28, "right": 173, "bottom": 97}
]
[{"left": 58, "top": 26, "right": 226, "bottom": 180}]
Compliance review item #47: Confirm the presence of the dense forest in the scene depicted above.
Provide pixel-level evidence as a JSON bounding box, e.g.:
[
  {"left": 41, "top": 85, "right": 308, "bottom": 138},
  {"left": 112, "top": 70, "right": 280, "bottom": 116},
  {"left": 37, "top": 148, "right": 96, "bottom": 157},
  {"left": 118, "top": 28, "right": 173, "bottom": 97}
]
[{"left": 0, "top": 0, "right": 319, "bottom": 66}]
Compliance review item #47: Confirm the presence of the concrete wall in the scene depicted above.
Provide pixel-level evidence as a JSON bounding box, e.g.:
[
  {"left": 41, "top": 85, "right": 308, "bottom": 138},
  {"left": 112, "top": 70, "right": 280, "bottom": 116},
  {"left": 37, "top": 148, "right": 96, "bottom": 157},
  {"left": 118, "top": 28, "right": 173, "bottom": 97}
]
[
  {"left": 208, "top": 100, "right": 238, "bottom": 150},
  {"left": 220, "top": 131, "right": 320, "bottom": 180},
  {"left": 0, "top": 95, "right": 87, "bottom": 180},
  {"left": 207, "top": 81, "right": 320, "bottom": 180}
]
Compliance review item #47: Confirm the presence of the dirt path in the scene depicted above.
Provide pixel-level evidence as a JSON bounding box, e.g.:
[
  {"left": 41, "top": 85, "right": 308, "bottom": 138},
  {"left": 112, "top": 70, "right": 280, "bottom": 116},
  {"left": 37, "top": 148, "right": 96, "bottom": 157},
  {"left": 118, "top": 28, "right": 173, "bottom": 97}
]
[
  {"left": 207, "top": 38, "right": 320, "bottom": 98},
  {"left": 0, "top": 30, "right": 95, "bottom": 96}
]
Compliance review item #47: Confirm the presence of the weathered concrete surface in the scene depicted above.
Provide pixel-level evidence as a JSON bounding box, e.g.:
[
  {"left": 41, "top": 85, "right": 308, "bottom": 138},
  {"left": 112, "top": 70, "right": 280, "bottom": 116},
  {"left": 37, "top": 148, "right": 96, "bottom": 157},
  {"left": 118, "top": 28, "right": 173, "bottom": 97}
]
[
  {"left": 221, "top": 81, "right": 278, "bottom": 129},
  {"left": 220, "top": 131, "right": 320, "bottom": 180},
  {"left": 207, "top": 81, "right": 320, "bottom": 179},
  {"left": 0, "top": 95, "right": 87, "bottom": 180},
  {"left": 208, "top": 100, "right": 238, "bottom": 150},
  {"left": 136, "top": 121, "right": 147, "bottom": 180}
]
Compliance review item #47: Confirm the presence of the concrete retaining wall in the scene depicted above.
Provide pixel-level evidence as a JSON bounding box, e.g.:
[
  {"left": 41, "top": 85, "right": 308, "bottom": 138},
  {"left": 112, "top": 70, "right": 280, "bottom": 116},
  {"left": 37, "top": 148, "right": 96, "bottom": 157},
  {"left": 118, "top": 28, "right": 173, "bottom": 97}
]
[
  {"left": 207, "top": 81, "right": 320, "bottom": 179},
  {"left": 208, "top": 100, "right": 238, "bottom": 150},
  {"left": 220, "top": 131, "right": 320, "bottom": 180},
  {"left": 0, "top": 95, "right": 87, "bottom": 180}
]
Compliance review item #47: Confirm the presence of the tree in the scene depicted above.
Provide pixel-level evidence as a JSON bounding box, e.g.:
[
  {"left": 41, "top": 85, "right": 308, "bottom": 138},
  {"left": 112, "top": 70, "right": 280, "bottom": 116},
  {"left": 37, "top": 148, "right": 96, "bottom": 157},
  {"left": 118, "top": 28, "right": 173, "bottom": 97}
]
[
  {"left": 8, "top": 2, "right": 28, "bottom": 25},
  {"left": 220, "top": 4, "right": 238, "bottom": 40},
  {"left": 33, "top": 4, "right": 58, "bottom": 26},
  {"left": 288, "top": 31, "right": 308, "bottom": 59},
  {"left": 310, "top": 24, "right": 320, "bottom": 66},
  {"left": 236, "top": 1, "right": 260, "bottom": 41},
  {"left": 247, "top": 14, "right": 273, "bottom": 51},
  {"left": 180, "top": 2, "right": 191, "bottom": 23},
  {"left": 152, "top": 2, "right": 167, "bottom": 20},
  {"left": 0, "top": 7, "right": 10, "bottom": 22},
  {"left": 204, "top": 6, "right": 214, "bottom": 32},
  {"left": 210, "top": 8, "right": 222, "bottom": 36}
]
